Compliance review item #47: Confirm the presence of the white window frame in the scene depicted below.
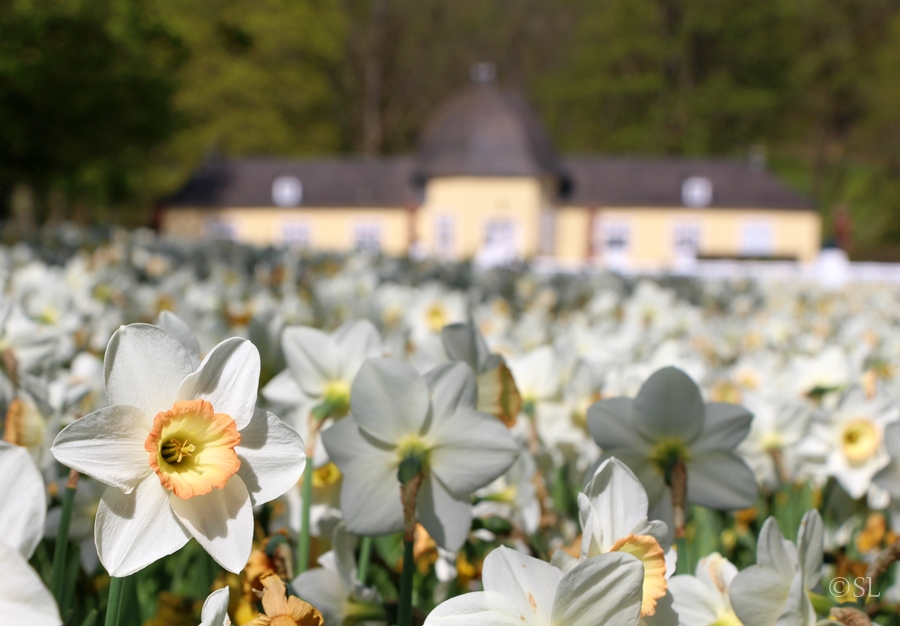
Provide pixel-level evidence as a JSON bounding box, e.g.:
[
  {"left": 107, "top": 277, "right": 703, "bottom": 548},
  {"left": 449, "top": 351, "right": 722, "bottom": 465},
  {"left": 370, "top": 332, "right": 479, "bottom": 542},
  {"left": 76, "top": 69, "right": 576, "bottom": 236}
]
[
  {"left": 283, "top": 221, "right": 311, "bottom": 247},
  {"left": 673, "top": 222, "right": 701, "bottom": 256},
  {"left": 434, "top": 214, "right": 455, "bottom": 259},
  {"left": 204, "top": 218, "right": 236, "bottom": 241},
  {"left": 354, "top": 222, "right": 382, "bottom": 252},
  {"left": 740, "top": 220, "right": 774, "bottom": 256}
]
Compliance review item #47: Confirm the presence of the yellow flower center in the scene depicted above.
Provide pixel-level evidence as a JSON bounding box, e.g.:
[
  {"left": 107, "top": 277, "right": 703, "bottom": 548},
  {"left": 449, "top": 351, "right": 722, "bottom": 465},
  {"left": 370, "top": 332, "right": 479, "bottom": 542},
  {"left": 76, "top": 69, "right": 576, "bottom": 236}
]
[
  {"left": 426, "top": 303, "right": 448, "bottom": 333},
  {"left": 841, "top": 418, "right": 881, "bottom": 466},
  {"left": 396, "top": 434, "right": 431, "bottom": 471},
  {"left": 145, "top": 399, "right": 241, "bottom": 499},
  {"left": 609, "top": 534, "right": 668, "bottom": 617},
  {"left": 312, "top": 462, "right": 342, "bottom": 488},
  {"left": 648, "top": 438, "right": 691, "bottom": 481}
]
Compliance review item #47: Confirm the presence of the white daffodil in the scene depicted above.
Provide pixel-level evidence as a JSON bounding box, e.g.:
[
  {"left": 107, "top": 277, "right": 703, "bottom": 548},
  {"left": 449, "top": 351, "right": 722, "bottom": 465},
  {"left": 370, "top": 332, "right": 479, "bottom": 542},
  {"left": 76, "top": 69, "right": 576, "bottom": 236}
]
[
  {"left": 552, "top": 458, "right": 676, "bottom": 626},
  {"left": 729, "top": 511, "right": 823, "bottom": 626},
  {"left": 0, "top": 441, "right": 62, "bottom": 625},
  {"left": 263, "top": 320, "right": 383, "bottom": 463},
  {"left": 797, "top": 388, "right": 898, "bottom": 502},
  {"left": 737, "top": 393, "right": 811, "bottom": 489},
  {"left": 199, "top": 587, "right": 232, "bottom": 626},
  {"left": 424, "top": 546, "right": 644, "bottom": 626},
  {"left": 321, "top": 358, "right": 519, "bottom": 551},
  {"left": 508, "top": 346, "right": 561, "bottom": 415},
  {"left": 588, "top": 367, "right": 757, "bottom": 512},
  {"left": 293, "top": 523, "right": 386, "bottom": 626},
  {"left": 669, "top": 553, "right": 741, "bottom": 626},
  {"left": 50, "top": 323, "right": 307, "bottom": 576}
]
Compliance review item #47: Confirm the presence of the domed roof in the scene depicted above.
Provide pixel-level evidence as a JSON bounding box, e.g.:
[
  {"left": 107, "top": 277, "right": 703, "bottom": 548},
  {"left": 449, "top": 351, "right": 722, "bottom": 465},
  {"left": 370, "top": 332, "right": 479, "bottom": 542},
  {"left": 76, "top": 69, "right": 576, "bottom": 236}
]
[{"left": 416, "top": 82, "right": 562, "bottom": 179}]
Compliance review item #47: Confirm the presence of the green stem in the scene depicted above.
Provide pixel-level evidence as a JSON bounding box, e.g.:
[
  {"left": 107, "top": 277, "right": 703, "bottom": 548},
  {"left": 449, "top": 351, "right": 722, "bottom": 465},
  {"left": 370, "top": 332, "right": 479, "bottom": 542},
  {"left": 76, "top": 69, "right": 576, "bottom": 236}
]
[
  {"left": 104, "top": 576, "right": 126, "bottom": 626},
  {"left": 675, "top": 535, "right": 692, "bottom": 576},
  {"left": 398, "top": 538, "right": 415, "bottom": 626},
  {"left": 297, "top": 456, "right": 314, "bottom": 574},
  {"left": 358, "top": 536, "right": 372, "bottom": 584},
  {"left": 50, "top": 471, "right": 79, "bottom": 606}
]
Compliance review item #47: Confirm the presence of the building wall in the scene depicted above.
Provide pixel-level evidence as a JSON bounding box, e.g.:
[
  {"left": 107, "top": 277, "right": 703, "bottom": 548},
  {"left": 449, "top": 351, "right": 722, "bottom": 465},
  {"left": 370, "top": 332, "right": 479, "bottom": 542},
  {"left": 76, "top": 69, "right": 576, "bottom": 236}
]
[
  {"left": 417, "top": 177, "right": 547, "bottom": 259},
  {"left": 557, "top": 206, "right": 822, "bottom": 269},
  {"left": 161, "top": 207, "right": 410, "bottom": 254}
]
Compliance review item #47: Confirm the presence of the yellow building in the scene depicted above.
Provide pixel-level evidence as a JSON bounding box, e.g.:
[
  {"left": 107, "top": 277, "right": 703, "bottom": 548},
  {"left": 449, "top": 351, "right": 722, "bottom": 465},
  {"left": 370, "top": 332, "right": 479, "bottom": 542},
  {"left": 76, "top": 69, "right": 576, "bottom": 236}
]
[{"left": 161, "top": 78, "right": 820, "bottom": 270}]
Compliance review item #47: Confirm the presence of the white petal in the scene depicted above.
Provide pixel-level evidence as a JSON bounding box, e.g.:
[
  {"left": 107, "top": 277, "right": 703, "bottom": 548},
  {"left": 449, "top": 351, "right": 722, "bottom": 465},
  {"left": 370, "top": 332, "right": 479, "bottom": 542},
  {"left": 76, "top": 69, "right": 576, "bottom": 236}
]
[
  {"left": 261, "top": 369, "right": 306, "bottom": 409},
  {"left": 693, "top": 403, "right": 753, "bottom": 452},
  {"left": 643, "top": 591, "right": 679, "bottom": 626},
  {"left": 441, "top": 323, "right": 487, "bottom": 372},
  {"left": 551, "top": 552, "right": 644, "bottom": 626},
  {"left": 797, "top": 510, "right": 823, "bottom": 589},
  {"left": 425, "top": 362, "right": 478, "bottom": 421},
  {"left": 282, "top": 326, "right": 339, "bottom": 397},
  {"left": 176, "top": 337, "right": 260, "bottom": 430},
  {"left": 50, "top": 405, "right": 152, "bottom": 494},
  {"left": 425, "top": 590, "right": 532, "bottom": 626},
  {"left": 0, "top": 542, "right": 62, "bottom": 626},
  {"left": 686, "top": 450, "right": 758, "bottom": 510},
  {"left": 293, "top": 568, "right": 348, "bottom": 626},
  {"left": 236, "top": 408, "right": 306, "bottom": 506},
  {"left": 755, "top": 518, "right": 797, "bottom": 575},
  {"left": 200, "top": 587, "right": 232, "bottom": 626},
  {"left": 633, "top": 367, "right": 705, "bottom": 444},
  {"left": 549, "top": 548, "right": 580, "bottom": 573},
  {"left": 588, "top": 398, "right": 649, "bottom": 450},
  {"left": 583, "top": 458, "right": 650, "bottom": 551},
  {"left": 668, "top": 576, "right": 719, "bottom": 626},
  {"left": 608, "top": 451, "right": 668, "bottom": 508},
  {"left": 95, "top": 474, "right": 190, "bottom": 577},
  {"left": 321, "top": 418, "right": 404, "bottom": 537},
  {"left": 483, "top": 546, "right": 561, "bottom": 626},
  {"left": 334, "top": 319, "right": 383, "bottom": 382},
  {"left": 350, "top": 358, "right": 430, "bottom": 443},
  {"left": 429, "top": 409, "right": 519, "bottom": 495},
  {"left": 418, "top": 475, "right": 473, "bottom": 552},
  {"left": 0, "top": 441, "right": 46, "bottom": 558},
  {"left": 104, "top": 323, "right": 194, "bottom": 416},
  {"left": 169, "top": 476, "right": 254, "bottom": 574},
  {"left": 156, "top": 311, "right": 201, "bottom": 370},
  {"left": 729, "top": 566, "right": 792, "bottom": 626}
]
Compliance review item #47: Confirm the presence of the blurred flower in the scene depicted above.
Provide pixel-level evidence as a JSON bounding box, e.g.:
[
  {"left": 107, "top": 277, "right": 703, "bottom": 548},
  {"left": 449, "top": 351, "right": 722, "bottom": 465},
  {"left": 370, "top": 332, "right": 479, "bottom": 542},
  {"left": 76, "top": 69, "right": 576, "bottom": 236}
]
[
  {"left": 588, "top": 367, "right": 757, "bottom": 511},
  {"left": 321, "top": 358, "right": 519, "bottom": 551},
  {"left": 51, "top": 323, "right": 306, "bottom": 576}
]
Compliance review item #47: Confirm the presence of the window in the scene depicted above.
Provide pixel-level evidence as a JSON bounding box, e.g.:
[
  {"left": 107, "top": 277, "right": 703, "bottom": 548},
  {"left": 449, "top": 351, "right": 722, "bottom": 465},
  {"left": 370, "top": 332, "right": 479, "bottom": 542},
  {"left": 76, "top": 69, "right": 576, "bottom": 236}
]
[
  {"left": 435, "top": 215, "right": 455, "bottom": 258},
  {"left": 354, "top": 223, "right": 381, "bottom": 252},
  {"left": 741, "top": 221, "right": 774, "bottom": 256},
  {"left": 283, "top": 222, "right": 310, "bottom": 247},
  {"left": 272, "top": 176, "right": 303, "bottom": 207},
  {"left": 673, "top": 222, "right": 700, "bottom": 255},
  {"left": 602, "top": 222, "right": 630, "bottom": 252},
  {"left": 481, "top": 220, "right": 517, "bottom": 264},
  {"left": 682, "top": 177, "right": 713, "bottom": 208},
  {"left": 205, "top": 219, "right": 236, "bottom": 240}
]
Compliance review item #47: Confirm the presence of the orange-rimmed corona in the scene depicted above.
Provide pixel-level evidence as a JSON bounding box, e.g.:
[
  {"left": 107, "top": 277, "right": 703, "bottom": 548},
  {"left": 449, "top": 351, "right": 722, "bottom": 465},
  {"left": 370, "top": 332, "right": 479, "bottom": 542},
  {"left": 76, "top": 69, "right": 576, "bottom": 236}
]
[{"left": 145, "top": 399, "right": 241, "bottom": 499}]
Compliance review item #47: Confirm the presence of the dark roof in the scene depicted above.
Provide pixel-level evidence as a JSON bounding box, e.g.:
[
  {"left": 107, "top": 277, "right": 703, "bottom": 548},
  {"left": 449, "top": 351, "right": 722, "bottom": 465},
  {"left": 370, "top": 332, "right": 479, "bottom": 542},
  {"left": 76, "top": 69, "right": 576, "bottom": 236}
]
[
  {"left": 416, "top": 83, "right": 562, "bottom": 178},
  {"left": 563, "top": 157, "right": 814, "bottom": 210},
  {"left": 165, "top": 157, "right": 418, "bottom": 208}
]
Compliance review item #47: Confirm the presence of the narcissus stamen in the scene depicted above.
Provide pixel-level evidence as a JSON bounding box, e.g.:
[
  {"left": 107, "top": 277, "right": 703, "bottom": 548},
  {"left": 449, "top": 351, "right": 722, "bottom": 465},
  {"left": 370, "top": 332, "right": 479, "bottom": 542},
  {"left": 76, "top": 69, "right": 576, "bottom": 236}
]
[{"left": 145, "top": 399, "right": 241, "bottom": 499}]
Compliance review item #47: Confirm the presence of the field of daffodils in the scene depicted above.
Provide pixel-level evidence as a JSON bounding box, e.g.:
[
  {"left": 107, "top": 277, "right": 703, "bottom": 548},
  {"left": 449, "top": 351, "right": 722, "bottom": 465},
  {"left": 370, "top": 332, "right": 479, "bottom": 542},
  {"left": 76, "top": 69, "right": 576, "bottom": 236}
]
[{"left": 3, "top": 228, "right": 900, "bottom": 626}]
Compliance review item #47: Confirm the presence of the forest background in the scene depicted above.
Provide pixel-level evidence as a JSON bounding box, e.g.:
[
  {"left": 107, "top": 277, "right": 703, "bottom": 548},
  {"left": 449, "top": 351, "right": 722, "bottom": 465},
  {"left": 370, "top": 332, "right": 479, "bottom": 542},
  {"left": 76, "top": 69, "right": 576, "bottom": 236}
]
[{"left": 2, "top": 0, "right": 900, "bottom": 258}]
